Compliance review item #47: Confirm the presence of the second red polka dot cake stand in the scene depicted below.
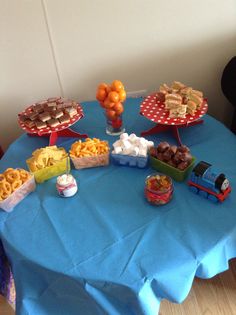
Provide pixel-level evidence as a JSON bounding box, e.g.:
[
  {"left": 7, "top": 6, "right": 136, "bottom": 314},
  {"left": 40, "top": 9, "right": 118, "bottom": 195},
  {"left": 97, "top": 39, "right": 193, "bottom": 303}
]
[
  {"left": 18, "top": 97, "right": 88, "bottom": 146},
  {"left": 140, "top": 93, "right": 208, "bottom": 145}
]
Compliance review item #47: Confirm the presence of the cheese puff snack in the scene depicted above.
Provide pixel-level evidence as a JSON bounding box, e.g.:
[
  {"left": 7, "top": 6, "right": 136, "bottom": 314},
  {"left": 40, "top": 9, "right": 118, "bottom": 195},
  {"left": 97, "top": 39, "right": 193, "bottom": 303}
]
[
  {"left": 70, "top": 138, "right": 109, "bottom": 158},
  {"left": 27, "top": 146, "right": 68, "bottom": 171},
  {"left": 70, "top": 138, "right": 110, "bottom": 169},
  {"left": 0, "top": 168, "right": 32, "bottom": 201}
]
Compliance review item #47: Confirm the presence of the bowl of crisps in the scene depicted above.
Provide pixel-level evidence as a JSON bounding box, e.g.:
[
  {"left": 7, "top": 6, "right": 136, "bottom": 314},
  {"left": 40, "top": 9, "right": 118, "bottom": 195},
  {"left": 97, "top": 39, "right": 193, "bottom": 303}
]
[
  {"left": 0, "top": 168, "right": 36, "bottom": 212},
  {"left": 26, "top": 146, "right": 70, "bottom": 183},
  {"left": 70, "top": 138, "right": 110, "bottom": 169}
]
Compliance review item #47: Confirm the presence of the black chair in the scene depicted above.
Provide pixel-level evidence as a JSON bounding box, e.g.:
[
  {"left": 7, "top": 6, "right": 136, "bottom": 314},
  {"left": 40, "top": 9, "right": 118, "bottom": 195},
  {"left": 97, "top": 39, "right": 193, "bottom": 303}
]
[
  {"left": 221, "top": 56, "right": 236, "bottom": 134},
  {"left": 0, "top": 146, "right": 3, "bottom": 159}
]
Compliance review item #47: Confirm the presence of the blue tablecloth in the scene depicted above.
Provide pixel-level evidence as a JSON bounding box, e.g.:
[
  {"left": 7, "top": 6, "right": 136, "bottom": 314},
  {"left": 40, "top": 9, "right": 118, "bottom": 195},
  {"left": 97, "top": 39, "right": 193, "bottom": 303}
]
[{"left": 0, "top": 98, "right": 236, "bottom": 315}]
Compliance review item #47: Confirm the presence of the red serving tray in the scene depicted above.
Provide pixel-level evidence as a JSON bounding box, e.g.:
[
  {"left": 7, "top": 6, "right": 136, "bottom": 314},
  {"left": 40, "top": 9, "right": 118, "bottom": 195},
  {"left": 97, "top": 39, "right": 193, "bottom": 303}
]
[
  {"left": 140, "top": 92, "right": 208, "bottom": 126},
  {"left": 140, "top": 92, "right": 208, "bottom": 145},
  {"left": 18, "top": 97, "right": 88, "bottom": 145}
]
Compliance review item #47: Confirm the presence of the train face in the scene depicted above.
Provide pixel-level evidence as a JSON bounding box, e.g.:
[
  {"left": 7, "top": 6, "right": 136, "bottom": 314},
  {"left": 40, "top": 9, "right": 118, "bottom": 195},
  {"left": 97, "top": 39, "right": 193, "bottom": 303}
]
[
  {"left": 190, "top": 161, "right": 230, "bottom": 194},
  {"left": 189, "top": 161, "right": 231, "bottom": 202}
]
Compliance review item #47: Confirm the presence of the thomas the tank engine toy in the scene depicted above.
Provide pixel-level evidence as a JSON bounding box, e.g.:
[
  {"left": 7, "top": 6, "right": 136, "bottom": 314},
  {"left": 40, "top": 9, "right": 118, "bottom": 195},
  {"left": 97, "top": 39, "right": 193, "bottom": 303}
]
[{"left": 188, "top": 161, "right": 231, "bottom": 202}]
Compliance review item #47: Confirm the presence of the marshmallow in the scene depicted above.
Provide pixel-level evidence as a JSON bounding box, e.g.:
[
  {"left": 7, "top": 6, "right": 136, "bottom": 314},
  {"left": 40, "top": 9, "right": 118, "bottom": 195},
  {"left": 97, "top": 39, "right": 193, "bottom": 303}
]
[
  {"left": 113, "top": 140, "right": 122, "bottom": 148},
  {"left": 139, "top": 149, "right": 147, "bottom": 157},
  {"left": 120, "top": 133, "right": 129, "bottom": 140},
  {"left": 123, "top": 148, "right": 133, "bottom": 155},
  {"left": 131, "top": 147, "right": 139, "bottom": 156},
  {"left": 112, "top": 133, "right": 152, "bottom": 157},
  {"left": 128, "top": 133, "right": 138, "bottom": 143},
  {"left": 138, "top": 142, "right": 147, "bottom": 150},
  {"left": 114, "top": 146, "right": 122, "bottom": 154},
  {"left": 121, "top": 140, "right": 132, "bottom": 150}
]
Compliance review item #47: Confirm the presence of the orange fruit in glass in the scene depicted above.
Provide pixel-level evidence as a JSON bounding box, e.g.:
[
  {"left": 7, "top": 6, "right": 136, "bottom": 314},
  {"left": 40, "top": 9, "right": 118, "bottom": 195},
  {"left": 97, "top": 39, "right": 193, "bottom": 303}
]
[
  {"left": 98, "top": 83, "right": 108, "bottom": 90},
  {"left": 96, "top": 88, "right": 107, "bottom": 102},
  {"left": 106, "top": 85, "right": 111, "bottom": 94},
  {"left": 103, "top": 97, "right": 112, "bottom": 109},
  {"left": 111, "top": 80, "right": 124, "bottom": 92},
  {"left": 119, "top": 90, "right": 126, "bottom": 102},
  {"left": 105, "top": 101, "right": 116, "bottom": 109},
  {"left": 106, "top": 109, "right": 117, "bottom": 121},
  {"left": 108, "top": 91, "right": 120, "bottom": 103},
  {"left": 113, "top": 102, "right": 124, "bottom": 115}
]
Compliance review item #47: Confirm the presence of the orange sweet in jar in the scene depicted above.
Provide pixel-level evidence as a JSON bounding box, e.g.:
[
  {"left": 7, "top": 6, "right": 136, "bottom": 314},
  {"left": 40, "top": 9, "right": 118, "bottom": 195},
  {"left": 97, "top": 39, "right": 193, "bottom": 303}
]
[{"left": 145, "top": 173, "right": 173, "bottom": 206}]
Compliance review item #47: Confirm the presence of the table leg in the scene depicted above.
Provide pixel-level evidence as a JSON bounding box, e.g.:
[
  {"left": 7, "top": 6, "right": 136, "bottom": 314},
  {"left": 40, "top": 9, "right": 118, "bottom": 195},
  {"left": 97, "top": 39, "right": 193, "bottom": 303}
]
[
  {"left": 172, "top": 126, "right": 182, "bottom": 146},
  {"left": 49, "top": 132, "right": 58, "bottom": 146},
  {"left": 49, "top": 129, "right": 88, "bottom": 146},
  {"left": 140, "top": 124, "right": 170, "bottom": 137},
  {"left": 140, "top": 119, "right": 204, "bottom": 145},
  {"left": 28, "top": 128, "right": 88, "bottom": 146}
]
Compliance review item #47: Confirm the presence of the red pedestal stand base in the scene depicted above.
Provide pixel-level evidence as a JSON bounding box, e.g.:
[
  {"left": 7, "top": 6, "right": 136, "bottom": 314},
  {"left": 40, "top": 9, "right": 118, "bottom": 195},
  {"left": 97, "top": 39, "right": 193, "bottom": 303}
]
[
  {"left": 28, "top": 128, "right": 88, "bottom": 146},
  {"left": 141, "top": 119, "right": 204, "bottom": 146}
]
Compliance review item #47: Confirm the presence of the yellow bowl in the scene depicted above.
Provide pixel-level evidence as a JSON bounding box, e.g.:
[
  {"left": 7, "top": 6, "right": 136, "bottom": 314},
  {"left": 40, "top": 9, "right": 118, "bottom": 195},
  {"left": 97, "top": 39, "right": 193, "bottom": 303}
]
[{"left": 26, "top": 156, "right": 70, "bottom": 183}]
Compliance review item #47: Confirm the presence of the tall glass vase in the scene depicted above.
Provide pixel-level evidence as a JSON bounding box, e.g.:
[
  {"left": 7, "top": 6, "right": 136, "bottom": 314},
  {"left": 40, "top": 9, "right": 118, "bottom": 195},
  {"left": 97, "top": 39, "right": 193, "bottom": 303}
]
[{"left": 105, "top": 113, "right": 125, "bottom": 136}]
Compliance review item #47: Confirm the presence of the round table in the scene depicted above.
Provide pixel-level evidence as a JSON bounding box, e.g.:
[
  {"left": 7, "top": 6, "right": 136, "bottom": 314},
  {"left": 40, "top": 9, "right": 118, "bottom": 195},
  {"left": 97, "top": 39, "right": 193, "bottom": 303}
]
[{"left": 0, "top": 98, "right": 236, "bottom": 315}]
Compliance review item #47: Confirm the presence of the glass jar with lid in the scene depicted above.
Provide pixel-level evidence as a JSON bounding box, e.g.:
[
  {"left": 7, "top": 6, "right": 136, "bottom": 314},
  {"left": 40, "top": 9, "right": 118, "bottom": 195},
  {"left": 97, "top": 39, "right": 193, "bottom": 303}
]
[{"left": 145, "top": 173, "right": 173, "bottom": 205}]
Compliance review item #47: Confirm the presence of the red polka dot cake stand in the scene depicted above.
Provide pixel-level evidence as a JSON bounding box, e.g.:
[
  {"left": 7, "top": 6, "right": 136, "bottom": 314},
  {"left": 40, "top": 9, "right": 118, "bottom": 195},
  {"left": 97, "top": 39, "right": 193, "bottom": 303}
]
[
  {"left": 140, "top": 93, "right": 208, "bottom": 145},
  {"left": 18, "top": 97, "right": 88, "bottom": 146}
]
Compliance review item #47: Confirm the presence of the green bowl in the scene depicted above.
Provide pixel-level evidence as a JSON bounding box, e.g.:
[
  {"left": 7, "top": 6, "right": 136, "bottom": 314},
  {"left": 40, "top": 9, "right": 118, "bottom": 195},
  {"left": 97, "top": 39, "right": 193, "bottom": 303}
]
[{"left": 150, "top": 155, "right": 196, "bottom": 182}]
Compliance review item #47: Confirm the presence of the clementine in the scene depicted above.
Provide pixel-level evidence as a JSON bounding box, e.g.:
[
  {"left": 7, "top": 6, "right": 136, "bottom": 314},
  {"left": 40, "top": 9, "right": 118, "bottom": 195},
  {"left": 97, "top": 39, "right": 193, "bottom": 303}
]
[
  {"left": 96, "top": 88, "right": 107, "bottom": 102},
  {"left": 106, "top": 85, "right": 111, "bottom": 94},
  {"left": 103, "top": 97, "right": 112, "bottom": 109},
  {"left": 106, "top": 109, "right": 117, "bottom": 121},
  {"left": 98, "top": 83, "right": 108, "bottom": 90},
  {"left": 119, "top": 90, "right": 126, "bottom": 102},
  {"left": 108, "top": 91, "right": 120, "bottom": 103},
  {"left": 113, "top": 102, "right": 124, "bottom": 115},
  {"left": 111, "top": 80, "right": 124, "bottom": 92}
]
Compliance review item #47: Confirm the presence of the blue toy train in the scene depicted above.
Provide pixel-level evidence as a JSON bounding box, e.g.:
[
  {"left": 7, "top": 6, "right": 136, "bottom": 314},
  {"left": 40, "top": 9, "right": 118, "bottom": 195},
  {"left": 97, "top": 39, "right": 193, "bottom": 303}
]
[{"left": 188, "top": 161, "right": 231, "bottom": 202}]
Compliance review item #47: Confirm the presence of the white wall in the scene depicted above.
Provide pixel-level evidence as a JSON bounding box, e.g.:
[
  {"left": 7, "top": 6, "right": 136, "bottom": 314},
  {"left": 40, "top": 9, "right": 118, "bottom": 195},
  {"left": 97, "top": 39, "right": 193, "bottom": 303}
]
[{"left": 1, "top": 0, "right": 236, "bottom": 150}]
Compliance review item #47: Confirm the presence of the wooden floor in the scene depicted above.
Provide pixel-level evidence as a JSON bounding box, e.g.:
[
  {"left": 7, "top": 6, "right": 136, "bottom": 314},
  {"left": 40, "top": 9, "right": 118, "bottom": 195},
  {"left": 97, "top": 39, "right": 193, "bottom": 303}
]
[{"left": 1, "top": 259, "right": 236, "bottom": 315}]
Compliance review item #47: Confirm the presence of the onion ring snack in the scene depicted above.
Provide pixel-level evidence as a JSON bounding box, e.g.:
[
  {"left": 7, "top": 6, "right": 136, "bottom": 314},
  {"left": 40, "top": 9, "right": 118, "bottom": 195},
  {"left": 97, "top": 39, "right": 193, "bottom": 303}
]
[{"left": 11, "top": 180, "right": 23, "bottom": 191}]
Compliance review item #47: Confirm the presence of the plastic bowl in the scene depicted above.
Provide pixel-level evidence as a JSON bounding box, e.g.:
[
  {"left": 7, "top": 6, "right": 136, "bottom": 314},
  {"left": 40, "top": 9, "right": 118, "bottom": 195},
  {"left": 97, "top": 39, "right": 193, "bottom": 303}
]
[{"left": 150, "top": 156, "right": 195, "bottom": 182}]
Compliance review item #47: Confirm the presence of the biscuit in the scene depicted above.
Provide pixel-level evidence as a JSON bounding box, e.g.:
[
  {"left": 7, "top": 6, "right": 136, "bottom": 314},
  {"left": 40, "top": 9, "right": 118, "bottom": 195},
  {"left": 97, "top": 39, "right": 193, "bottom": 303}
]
[
  {"left": 47, "top": 118, "right": 60, "bottom": 127},
  {"left": 59, "top": 114, "right": 71, "bottom": 124},
  {"left": 51, "top": 110, "right": 63, "bottom": 119},
  {"left": 39, "top": 112, "right": 51, "bottom": 122},
  {"left": 35, "top": 120, "right": 47, "bottom": 129}
]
